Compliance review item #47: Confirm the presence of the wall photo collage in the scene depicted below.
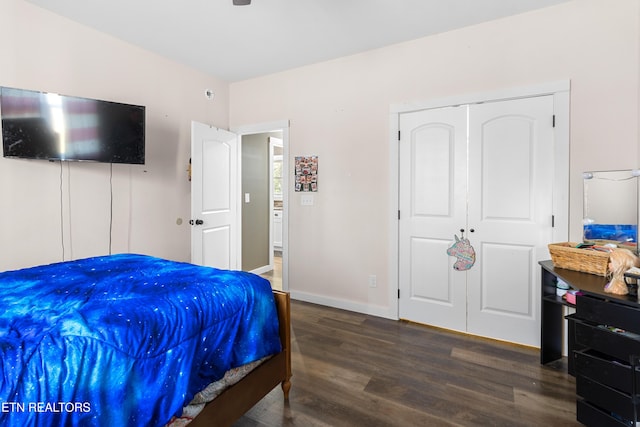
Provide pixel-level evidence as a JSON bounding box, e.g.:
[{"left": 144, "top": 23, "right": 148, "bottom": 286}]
[{"left": 294, "top": 156, "right": 318, "bottom": 192}]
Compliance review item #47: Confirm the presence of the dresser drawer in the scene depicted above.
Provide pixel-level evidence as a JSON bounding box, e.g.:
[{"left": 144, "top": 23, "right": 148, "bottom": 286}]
[
  {"left": 575, "top": 349, "right": 640, "bottom": 394},
  {"left": 577, "top": 375, "right": 635, "bottom": 422},
  {"left": 577, "top": 294, "right": 640, "bottom": 335},
  {"left": 573, "top": 318, "right": 640, "bottom": 362},
  {"left": 577, "top": 399, "right": 634, "bottom": 427}
]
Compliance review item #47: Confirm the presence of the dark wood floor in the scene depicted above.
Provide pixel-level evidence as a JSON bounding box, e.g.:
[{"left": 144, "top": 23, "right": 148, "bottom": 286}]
[{"left": 234, "top": 300, "right": 579, "bottom": 426}]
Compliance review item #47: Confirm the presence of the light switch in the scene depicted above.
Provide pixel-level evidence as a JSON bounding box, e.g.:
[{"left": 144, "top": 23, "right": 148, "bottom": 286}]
[
  {"left": 244, "top": 193, "right": 250, "bottom": 203},
  {"left": 301, "top": 194, "right": 314, "bottom": 206}
]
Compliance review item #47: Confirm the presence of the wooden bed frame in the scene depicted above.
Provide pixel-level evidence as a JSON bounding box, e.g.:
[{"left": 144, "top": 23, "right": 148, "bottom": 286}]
[{"left": 188, "top": 290, "right": 292, "bottom": 427}]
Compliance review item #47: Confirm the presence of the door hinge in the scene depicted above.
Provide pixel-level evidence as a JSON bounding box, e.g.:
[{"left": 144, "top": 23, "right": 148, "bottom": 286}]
[
  {"left": 398, "top": 289, "right": 400, "bottom": 299},
  {"left": 398, "top": 130, "right": 401, "bottom": 141},
  {"left": 398, "top": 210, "right": 401, "bottom": 220},
  {"left": 552, "top": 115, "right": 556, "bottom": 128},
  {"left": 552, "top": 215, "right": 555, "bottom": 227}
]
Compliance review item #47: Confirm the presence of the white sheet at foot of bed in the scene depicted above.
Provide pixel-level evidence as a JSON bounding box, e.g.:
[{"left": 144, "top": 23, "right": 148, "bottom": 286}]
[{"left": 166, "top": 356, "right": 271, "bottom": 426}]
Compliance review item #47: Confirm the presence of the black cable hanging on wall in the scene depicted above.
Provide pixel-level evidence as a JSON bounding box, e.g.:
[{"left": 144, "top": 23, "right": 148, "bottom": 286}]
[
  {"left": 109, "top": 163, "right": 113, "bottom": 255},
  {"left": 59, "top": 161, "right": 65, "bottom": 261},
  {"left": 58, "top": 161, "right": 116, "bottom": 259}
]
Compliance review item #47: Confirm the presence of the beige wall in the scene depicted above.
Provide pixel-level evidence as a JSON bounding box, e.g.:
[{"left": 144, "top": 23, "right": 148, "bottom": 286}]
[
  {"left": 241, "top": 132, "right": 270, "bottom": 271},
  {"left": 0, "top": 0, "right": 229, "bottom": 270},
  {"left": 229, "top": 0, "right": 640, "bottom": 316}
]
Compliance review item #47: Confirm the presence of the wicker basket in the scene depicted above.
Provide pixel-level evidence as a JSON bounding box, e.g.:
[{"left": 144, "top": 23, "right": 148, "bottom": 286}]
[{"left": 548, "top": 242, "right": 610, "bottom": 276}]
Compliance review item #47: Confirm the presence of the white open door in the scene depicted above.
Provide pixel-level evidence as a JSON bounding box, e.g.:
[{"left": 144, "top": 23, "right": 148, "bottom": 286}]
[{"left": 191, "top": 121, "right": 239, "bottom": 270}]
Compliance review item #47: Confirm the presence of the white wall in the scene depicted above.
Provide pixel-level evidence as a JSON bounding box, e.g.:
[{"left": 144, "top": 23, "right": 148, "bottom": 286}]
[
  {"left": 1, "top": 0, "right": 638, "bottom": 320},
  {"left": 0, "top": 0, "right": 229, "bottom": 270},
  {"left": 229, "top": 0, "right": 640, "bottom": 317}
]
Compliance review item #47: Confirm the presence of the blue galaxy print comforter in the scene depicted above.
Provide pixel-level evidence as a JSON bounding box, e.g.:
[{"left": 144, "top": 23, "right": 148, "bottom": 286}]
[{"left": 0, "top": 254, "right": 281, "bottom": 426}]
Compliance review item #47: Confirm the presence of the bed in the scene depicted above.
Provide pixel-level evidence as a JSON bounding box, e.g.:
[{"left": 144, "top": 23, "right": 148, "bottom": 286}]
[{"left": 0, "top": 253, "right": 291, "bottom": 427}]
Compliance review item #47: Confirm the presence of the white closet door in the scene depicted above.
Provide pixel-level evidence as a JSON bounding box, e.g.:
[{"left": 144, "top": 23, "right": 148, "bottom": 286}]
[
  {"left": 466, "top": 96, "right": 554, "bottom": 346},
  {"left": 398, "top": 95, "right": 555, "bottom": 347},
  {"left": 398, "top": 105, "right": 468, "bottom": 332}
]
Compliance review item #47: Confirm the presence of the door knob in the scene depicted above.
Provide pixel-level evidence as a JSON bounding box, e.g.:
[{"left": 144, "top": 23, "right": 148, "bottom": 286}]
[{"left": 189, "top": 219, "right": 204, "bottom": 225}]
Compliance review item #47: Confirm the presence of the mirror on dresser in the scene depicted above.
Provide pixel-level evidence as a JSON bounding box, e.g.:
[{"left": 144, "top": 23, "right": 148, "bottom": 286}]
[{"left": 583, "top": 169, "right": 639, "bottom": 253}]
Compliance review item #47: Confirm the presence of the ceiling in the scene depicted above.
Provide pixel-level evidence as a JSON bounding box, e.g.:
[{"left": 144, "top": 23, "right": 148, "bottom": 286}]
[{"left": 26, "top": 0, "right": 571, "bottom": 82}]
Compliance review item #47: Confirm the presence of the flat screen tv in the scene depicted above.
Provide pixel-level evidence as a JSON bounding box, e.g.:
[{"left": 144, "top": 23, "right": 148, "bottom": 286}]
[{"left": 1, "top": 86, "right": 145, "bottom": 164}]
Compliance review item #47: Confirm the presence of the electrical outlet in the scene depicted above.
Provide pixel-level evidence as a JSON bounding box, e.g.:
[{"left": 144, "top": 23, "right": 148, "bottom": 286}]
[{"left": 368, "top": 275, "right": 377, "bottom": 288}]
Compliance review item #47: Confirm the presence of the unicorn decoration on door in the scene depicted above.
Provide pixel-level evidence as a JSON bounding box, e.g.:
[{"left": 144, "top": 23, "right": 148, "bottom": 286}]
[{"left": 447, "top": 231, "right": 476, "bottom": 271}]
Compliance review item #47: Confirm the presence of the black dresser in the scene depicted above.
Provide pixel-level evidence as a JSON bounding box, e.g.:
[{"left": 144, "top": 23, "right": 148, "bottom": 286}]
[{"left": 540, "top": 261, "right": 640, "bottom": 426}]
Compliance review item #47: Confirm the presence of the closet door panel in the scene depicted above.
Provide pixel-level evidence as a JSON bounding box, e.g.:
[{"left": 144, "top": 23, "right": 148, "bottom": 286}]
[
  {"left": 479, "top": 242, "right": 535, "bottom": 315},
  {"left": 467, "top": 96, "right": 554, "bottom": 347},
  {"left": 398, "top": 106, "right": 467, "bottom": 332},
  {"left": 481, "top": 117, "right": 533, "bottom": 220},
  {"left": 412, "top": 125, "right": 453, "bottom": 217}
]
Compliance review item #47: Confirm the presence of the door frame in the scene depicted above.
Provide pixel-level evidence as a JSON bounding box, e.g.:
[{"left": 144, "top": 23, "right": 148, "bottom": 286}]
[
  {"left": 232, "top": 120, "right": 290, "bottom": 291},
  {"left": 389, "top": 81, "right": 571, "bottom": 320}
]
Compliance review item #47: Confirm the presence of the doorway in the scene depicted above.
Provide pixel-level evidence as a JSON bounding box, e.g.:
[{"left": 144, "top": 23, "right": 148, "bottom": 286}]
[{"left": 234, "top": 121, "right": 290, "bottom": 292}]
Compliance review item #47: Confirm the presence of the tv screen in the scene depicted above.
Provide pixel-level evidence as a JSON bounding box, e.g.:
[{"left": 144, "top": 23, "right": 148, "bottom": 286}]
[{"left": 1, "top": 87, "right": 145, "bottom": 164}]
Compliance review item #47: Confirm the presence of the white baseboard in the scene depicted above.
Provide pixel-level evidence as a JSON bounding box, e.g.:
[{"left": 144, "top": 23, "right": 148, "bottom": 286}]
[
  {"left": 290, "top": 290, "right": 397, "bottom": 320},
  {"left": 250, "top": 264, "right": 273, "bottom": 275}
]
